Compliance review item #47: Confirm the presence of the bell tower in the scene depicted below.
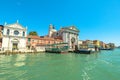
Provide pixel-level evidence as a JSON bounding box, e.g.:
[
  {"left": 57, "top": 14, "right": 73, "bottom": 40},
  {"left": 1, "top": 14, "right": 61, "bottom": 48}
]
[{"left": 48, "top": 24, "right": 56, "bottom": 37}]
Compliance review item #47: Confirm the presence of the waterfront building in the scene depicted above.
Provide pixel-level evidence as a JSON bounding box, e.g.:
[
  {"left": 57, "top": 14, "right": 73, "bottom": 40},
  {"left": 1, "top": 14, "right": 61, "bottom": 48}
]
[
  {"left": 78, "top": 40, "right": 87, "bottom": 49},
  {"left": 78, "top": 40, "right": 83, "bottom": 49},
  {"left": 0, "top": 25, "right": 4, "bottom": 50},
  {"left": 100, "top": 41, "right": 106, "bottom": 49},
  {"left": 82, "top": 41, "right": 88, "bottom": 49},
  {"left": 102, "top": 42, "right": 106, "bottom": 49},
  {"left": 1, "top": 21, "right": 27, "bottom": 52},
  {"left": 93, "top": 40, "right": 100, "bottom": 48},
  {"left": 108, "top": 43, "right": 115, "bottom": 49},
  {"left": 48, "top": 24, "right": 79, "bottom": 50},
  {"left": 78, "top": 39, "right": 115, "bottom": 50},
  {"left": 84, "top": 40, "right": 93, "bottom": 47},
  {"left": 79, "top": 40, "right": 95, "bottom": 49},
  {"left": 105, "top": 44, "right": 110, "bottom": 49},
  {"left": 27, "top": 35, "right": 63, "bottom": 52}
]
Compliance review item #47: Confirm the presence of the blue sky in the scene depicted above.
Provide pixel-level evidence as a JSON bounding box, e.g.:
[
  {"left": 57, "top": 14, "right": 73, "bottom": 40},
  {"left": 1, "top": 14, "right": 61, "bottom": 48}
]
[{"left": 0, "top": 0, "right": 120, "bottom": 46}]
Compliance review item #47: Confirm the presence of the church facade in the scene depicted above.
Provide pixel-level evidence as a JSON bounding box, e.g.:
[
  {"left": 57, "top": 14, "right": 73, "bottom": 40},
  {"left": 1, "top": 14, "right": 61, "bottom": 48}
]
[
  {"left": 48, "top": 24, "right": 80, "bottom": 50},
  {"left": 1, "top": 22, "right": 27, "bottom": 52}
]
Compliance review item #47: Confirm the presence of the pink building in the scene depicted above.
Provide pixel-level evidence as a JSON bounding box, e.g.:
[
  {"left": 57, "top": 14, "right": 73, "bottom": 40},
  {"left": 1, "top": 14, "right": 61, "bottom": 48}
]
[{"left": 27, "top": 35, "right": 63, "bottom": 51}]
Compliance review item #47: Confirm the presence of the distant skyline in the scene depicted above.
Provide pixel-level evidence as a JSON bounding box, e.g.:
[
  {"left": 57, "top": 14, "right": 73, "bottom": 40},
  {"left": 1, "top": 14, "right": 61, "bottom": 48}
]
[{"left": 0, "top": 0, "right": 120, "bottom": 46}]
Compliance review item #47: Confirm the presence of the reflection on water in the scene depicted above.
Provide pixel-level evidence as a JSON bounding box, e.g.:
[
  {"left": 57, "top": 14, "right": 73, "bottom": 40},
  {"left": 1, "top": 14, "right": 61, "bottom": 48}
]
[
  {"left": 0, "top": 55, "right": 12, "bottom": 64},
  {"left": 16, "top": 54, "right": 26, "bottom": 62},
  {"left": 0, "top": 49, "right": 120, "bottom": 80},
  {"left": 82, "top": 70, "right": 90, "bottom": 80},
  {"left": 14, "top": 62, "right": 25, "bottom": 67},
  {"left": 14, "top": 54, "right": 26, "bottom": 67}
]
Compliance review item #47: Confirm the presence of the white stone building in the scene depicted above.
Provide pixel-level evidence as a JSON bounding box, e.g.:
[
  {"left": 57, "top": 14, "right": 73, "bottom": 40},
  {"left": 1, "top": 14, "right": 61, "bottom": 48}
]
[
  {"left": 49, "top": 25, "right": 80, "bottom": 50},
  {"left": 2, "top": 21, "right": 27, "bottom": 52}
]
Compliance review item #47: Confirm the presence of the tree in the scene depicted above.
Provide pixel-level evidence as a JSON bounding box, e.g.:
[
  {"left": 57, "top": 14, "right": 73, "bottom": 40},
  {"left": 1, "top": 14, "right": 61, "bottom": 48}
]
[{"left": 29, "top": 31, "right": 38, "bottom": 36}]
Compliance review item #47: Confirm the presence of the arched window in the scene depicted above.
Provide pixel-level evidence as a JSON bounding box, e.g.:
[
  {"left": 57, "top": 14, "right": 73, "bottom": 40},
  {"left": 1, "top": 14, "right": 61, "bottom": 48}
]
[
  {"left": 7, "top": 29, "right": 10, "bottom": 35},
  {"left": 23, "top": 31, "right": 25, "bottom": 36}
]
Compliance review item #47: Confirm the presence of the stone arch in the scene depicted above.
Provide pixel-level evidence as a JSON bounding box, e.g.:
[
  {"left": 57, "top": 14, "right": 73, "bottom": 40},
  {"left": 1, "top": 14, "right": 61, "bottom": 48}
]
[{"left": 11, "top": 38, "right": 19, "bottom": 50}]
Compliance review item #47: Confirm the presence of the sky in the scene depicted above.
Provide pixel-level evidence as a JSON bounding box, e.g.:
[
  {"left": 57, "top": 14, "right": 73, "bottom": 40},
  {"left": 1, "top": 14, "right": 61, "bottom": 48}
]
[{"left": 0, "top": 0, "right": 120, "bottom": 46}]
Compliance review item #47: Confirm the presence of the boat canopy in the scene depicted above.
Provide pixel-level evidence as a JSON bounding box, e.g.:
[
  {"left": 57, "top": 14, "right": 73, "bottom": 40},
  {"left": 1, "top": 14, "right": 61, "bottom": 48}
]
[{"left": 46, "top": 42, "right": 68, "bottom": 46}]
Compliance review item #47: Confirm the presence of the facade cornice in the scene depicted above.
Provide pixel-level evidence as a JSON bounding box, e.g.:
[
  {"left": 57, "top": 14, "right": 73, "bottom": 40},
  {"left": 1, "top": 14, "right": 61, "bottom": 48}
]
[
  {"left": 4, "top": 23, "right": 26, "bottom": 31},
  {"left": 63, "top": 30, "right": 79, "bottom": 35},
  {"left": 3, "top": 35, "right": 27, "bottom": 38},
  {"left": 62, "top": 26, "right": 80, "bottom": 32},
  {"left": 4, "top": 27, "right": 26, "bottom": 31}
]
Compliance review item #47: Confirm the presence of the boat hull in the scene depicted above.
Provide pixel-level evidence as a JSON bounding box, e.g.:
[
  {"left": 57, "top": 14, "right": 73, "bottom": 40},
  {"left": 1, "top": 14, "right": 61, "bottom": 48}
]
[
  {"left": 100, "top": 48, "right": 114, "bottom": 50},
  {"left": 45, "top": 50, "right": 68, "bottom": 54},
  {"left": 74, "top": 50, "right": 93, "bottom": 54}
]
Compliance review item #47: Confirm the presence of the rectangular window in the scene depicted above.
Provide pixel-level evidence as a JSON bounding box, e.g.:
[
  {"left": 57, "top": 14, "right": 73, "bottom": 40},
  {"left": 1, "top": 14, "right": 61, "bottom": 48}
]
[
  {"left": 7, "top": 29, "right": 10, "bottom": 35},
  {"left": 67, "top": 33, "right": 69, "bottom": 39},
  {"left": 28, "top": 38, "right": 31, "bottom": 42},
  {"left": 32, "top": 40, "right": 34, "bottom": 42},
  {"left": 23, "top": 31, "right": 25, "bottom": 36}
]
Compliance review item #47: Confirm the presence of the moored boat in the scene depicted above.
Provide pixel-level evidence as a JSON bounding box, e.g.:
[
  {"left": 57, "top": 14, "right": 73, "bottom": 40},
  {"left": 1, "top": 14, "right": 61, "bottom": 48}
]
[
  {"left": 74, "top": 49, "right": 93, "bottom": 54},
  {"left": 74, "top": 45, "right": 98, "bottom": 54},
  {"left": 100, "top": 48, "right": 114, "bottom": 50},
  {"left": 45, "top": 43, "right": 69, "bottom": 54}
]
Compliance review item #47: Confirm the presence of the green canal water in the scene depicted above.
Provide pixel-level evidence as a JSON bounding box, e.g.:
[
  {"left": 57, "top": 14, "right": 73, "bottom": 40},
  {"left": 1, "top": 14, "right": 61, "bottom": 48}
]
[{"left": 0, "top": 49, "right": 120, "bottom": 80}]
